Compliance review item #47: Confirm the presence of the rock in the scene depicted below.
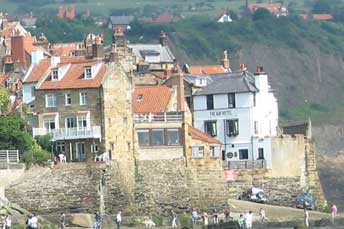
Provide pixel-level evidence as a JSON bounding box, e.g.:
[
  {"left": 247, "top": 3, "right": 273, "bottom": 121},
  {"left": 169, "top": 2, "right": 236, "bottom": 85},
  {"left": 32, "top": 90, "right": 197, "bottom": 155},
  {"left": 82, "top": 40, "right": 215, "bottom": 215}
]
[
  {"left": 0, "top": 208, "right": 8, "bottom": 215},
  {"left": 70, "top": 213, "right": 94, "bottom": 228}
]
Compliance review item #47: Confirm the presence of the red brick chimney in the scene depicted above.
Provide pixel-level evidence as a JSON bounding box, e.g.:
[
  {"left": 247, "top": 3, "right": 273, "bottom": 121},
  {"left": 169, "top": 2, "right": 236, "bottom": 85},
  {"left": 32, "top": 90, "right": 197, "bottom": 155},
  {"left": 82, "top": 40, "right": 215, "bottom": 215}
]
[
  {"left": 177, "top": 73, "right": 185, "bottom": 112},
  {"left": 11, "top": 34, "right": 25, "bottom": 67}
]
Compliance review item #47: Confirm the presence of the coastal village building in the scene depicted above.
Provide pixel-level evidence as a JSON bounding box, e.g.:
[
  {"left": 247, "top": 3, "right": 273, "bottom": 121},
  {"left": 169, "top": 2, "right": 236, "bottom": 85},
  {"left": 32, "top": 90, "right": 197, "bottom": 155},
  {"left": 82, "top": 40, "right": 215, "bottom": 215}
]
[
  {"left": 248, "top": 2, "right": 288, "bottom": 17},
  {"left": 191, "top": 66, "right": 278, "bottom": 167},
  {"left": 108, "top": 16, "right": 134, "bottom": 31}
]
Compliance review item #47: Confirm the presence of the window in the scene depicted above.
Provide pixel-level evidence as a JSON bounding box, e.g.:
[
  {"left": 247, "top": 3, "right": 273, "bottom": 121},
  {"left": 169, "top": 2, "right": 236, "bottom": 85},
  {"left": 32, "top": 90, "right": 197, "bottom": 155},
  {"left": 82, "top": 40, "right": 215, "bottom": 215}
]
[
  {"left": 167, "top": 129, "right": 180, "bottom": 145},
  {"left": 192, "top": 146, "right": 204, "bottom": 158},
  {"left": 204, "top": 121, "right": 217, "bottom": 137},
  {"left": 152, "top": 129, "right": 164, "bottom": 145},
  {"left": 228, "top": 93, "right": 236, "bottom": 108},
  {"left": 210, "top": 146, "right": 220, "bottom": 158},
  {"left": 45, "top": 94, "right": 56, "bottom": 107},
  {"left": 226, "top": 119, "right": 239, "bottom": 136},
  {"left": 56, "top": 142, "right": 65, "bottom": 152},
  {"left": 77, "top": 115, "right": 88, "bottom": 129},
  {"left": 122, "top": 117, "right": 128, "bottom": 125},
  {"left": 80, "top": 92, "right": 87, "bottom": 105},
  {"left": 239, "top": 149, "right": 249, "bottom": 160},
  {"left": 138, "top": 129, "right": 149, "bottom": 146},
  {"left": 206, "top": 94, "right": 214, "bottom": 110},
  {"left": 65, "top": 93, "right": 72, "bottom": 106},
  {"left": 52, "top": 69, "right": 58, "bottom": 80},
  {"left": 31, "top": 86, "right": 35, "bottom": 97},
  {"left": 84, "top": 67, "right": 92, "bottom": 79},
  {"left": 254, "top": 121, "right": 258, "bottom": 135},
  {"left": 43, "top": 117, "right": 56, "bottom": 131},
  {"left": 91, "top": 144, "right": 99, "bottom": 153},
  {"left": 258, "top": 148, "right": 264, "bottom": 159},
  {"left": 66, "top": 117, "right": 75, "bottom": 129}
]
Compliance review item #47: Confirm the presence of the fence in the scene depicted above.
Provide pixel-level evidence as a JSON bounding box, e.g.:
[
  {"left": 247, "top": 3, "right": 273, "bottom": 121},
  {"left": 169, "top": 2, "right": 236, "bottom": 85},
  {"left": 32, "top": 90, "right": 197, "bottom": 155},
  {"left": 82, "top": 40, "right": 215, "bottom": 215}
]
[
  {"left": 0, "top": 150, "right": 19, "bottom": 163},
  {"left": 224, "top": 159, "right": 266, "bottom": 170}
]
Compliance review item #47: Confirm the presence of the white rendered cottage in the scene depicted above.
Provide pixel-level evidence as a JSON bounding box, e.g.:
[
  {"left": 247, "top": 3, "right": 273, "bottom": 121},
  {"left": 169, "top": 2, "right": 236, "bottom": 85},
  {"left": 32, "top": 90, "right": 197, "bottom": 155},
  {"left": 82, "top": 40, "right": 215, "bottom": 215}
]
[{"left": 191, "top": 67, "right": 278, "bottom": 168}]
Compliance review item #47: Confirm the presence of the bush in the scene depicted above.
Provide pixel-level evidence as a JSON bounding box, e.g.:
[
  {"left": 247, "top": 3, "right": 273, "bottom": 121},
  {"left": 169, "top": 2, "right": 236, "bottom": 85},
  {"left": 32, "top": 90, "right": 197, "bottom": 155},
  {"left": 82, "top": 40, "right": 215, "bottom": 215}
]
[{"left": 21, "top": 143, "right": 52, "bottom": 167}]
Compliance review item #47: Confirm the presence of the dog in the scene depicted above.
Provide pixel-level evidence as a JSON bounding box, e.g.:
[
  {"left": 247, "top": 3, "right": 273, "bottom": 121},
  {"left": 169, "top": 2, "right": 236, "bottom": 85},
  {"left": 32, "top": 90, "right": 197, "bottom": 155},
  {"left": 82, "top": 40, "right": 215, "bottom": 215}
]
[{"left": 143, "top": 219, "right": 156, "bottom": 227}]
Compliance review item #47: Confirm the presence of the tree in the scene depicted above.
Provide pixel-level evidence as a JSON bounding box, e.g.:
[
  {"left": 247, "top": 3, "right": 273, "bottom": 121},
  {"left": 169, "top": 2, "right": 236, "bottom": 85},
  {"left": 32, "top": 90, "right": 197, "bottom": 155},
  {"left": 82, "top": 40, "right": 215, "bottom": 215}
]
[
  {"left": 312, "top": 0, "right": 331, "bottom": 14},
  {"left": 0, "top": 114, "right": 33, "bottom": 151},
  {"left": 252, "top": 8, "right": 273, "bottom": 21},
  {"left": 35, "top": 134, "right": 53, "bottom": 152},
  {"left": 0, "top": 86, "right": 9, "bottom": 115}
]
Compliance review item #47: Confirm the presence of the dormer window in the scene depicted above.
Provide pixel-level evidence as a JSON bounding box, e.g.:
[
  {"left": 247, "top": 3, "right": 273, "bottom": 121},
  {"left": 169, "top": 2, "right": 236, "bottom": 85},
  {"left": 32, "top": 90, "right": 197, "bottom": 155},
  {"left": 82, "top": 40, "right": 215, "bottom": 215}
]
[
  {"left": 84, "top": 67, "right": 92, "bottom": 79},
  {"left": 52, "top": 68, "right": 58, "bottom": 81}
]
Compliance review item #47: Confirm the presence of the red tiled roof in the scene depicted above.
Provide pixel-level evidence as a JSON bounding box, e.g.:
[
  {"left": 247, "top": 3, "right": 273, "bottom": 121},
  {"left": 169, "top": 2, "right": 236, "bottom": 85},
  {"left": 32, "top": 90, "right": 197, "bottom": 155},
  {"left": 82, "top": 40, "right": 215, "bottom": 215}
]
[
  {"left": 0, "top": 72, "right": 10, "bottom": 85},
  {"left": 152, "top": 15, "right": 176, "bottom": 23},
  {"left": 50, "top": 43, "right": 79, "bottom": 57},
  {"left": 25, "top": 58, "right": 51, "bottom": 83},
  {"left": 188, "top": 65, "right": 227, "bottom": 75},
  {"left": 0, "top": 22, "right": 17, "bottom": 37},
  {"left": 133, "top": 86, "right": 172, "bottom": 113},
  {"left": 38, "top": 61, "right": 107, "bottom": 90},
  {"left": 248, "top": 3, "right": 283, "bottom": 15},
  {"left": 188, "top": 125, "right": 221, "bottom": 144},
  {"left": 300, "top": 14, "right": 334, "bottom": 20}
]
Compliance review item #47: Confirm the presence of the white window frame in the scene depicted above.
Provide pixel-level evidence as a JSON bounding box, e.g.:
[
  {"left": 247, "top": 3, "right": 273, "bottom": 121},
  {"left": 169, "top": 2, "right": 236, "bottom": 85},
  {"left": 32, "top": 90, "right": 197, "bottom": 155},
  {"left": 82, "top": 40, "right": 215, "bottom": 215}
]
[
  {"left": 84, "top": 67, "right": 92, "bottom": 79},
  {"left": 65, "top": 93, "right": 72, "bottom": 106},
  {"left": 192, "top": 146, "right": 204, "bottom": 158},
  {"left": 210, "top": 145, "right": 221, "bottom": 158},
  {"left": 77, "top": 115, "right": 88, "bottom": 130},
  {"left": 45, "top": 94, "right": 57, "bottom": 107},
  {"left": 43, "top": 117, "right": 56, "bottom": 131},
  {"left": 51, "top": 68, "right": 59, "bottom": 81},
  {"left": 79, "top": 92, "right": 87, "bottom": 105},
  {"left": 91, "top": 143, "right": 99, "bottom": 153}
]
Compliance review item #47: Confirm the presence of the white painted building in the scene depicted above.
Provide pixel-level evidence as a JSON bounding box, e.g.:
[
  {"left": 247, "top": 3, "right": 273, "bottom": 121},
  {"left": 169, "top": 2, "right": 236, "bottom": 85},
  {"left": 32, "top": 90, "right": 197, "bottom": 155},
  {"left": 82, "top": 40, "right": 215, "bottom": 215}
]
[{"left": 191, "top": 68, "right": 278, "bottom": 168}]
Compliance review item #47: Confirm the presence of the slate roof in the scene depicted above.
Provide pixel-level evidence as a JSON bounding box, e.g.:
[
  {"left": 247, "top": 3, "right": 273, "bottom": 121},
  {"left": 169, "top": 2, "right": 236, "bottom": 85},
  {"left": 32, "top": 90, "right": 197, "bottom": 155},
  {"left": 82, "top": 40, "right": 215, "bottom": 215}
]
[
  {"left": 194, "top": 72, "right": 258, "bottom": 95},
  {"left": 109, "top": 16, "right": 134, "bottom": 25},
  {"left": 128, "top": 44, "right": 175, "bottom": 63},
  {"left": 133, "top": 86, "right": 172, "bottom": 113},
  {"left": 188, "top": 125, "right": 221, "bottom": 144}
]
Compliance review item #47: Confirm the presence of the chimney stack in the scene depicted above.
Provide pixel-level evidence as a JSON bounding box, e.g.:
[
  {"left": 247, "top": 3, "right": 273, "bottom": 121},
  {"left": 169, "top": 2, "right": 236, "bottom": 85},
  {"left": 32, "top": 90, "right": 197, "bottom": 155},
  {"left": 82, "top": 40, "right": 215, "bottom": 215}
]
[
  {"left": 221, "top": 50, "right": 230, "bottom": 70},
  {"left": 255, "top": 66, "right": 265, "bottom": 74},
  {"left": 239, "top": 64, "right": 247, "bottom": 72},
  {"left": 159, "top": 31, "right": 168, "bottom": 46},
  {"left": 113, "top": 27, "right": 126, "bottom": 47},
  {"left": 177, "top": 73, "right": 185, "bottom": 112},
  {"left": 92, "top": 34, "right": 104, "bottom": 59},
  {"left": 10, "top": 34, "right": 25, "bottom": 67}
]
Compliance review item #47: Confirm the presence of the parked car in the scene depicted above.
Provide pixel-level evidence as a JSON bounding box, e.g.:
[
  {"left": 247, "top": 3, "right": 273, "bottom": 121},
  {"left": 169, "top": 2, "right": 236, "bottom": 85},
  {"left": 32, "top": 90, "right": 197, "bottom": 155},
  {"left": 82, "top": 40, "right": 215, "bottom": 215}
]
[
  {"left": 296, "top": 193, "right": 316, "bottom": 210},
  {"left": 238, "top": 187, "right": 268, "bottom": 203}
]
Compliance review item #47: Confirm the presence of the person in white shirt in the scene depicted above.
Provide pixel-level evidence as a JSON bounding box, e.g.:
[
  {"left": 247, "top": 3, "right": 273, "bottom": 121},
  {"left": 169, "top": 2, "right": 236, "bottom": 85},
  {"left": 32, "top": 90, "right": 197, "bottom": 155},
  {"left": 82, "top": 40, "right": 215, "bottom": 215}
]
[
  {"left": 29, "top": 214, "right": 38, "bottom": 229},
  {"left": 3, "top": 215, "right": 11, "bottom": 229},
  {"left": 244, "top": 211, "right": 253, "bottom": 229},
  {"left": 259, "top": 208, "right": 268, "bottom": 222},
  {"left": 116, "top": 211, "right": 122, "bottom": 229}
]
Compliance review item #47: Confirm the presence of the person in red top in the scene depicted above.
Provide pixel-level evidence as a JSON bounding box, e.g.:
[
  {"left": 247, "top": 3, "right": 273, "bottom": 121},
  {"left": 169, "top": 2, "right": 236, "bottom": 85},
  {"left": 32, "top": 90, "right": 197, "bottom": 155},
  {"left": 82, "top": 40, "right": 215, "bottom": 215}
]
[{"left": 331, "top": 204, "right": 338, "bottom": 221}]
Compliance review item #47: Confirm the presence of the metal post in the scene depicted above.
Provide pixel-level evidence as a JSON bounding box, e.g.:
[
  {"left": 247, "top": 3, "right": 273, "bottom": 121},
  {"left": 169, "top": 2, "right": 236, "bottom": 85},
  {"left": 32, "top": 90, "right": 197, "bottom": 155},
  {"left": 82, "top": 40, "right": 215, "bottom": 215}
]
[
  {"left": 16, "top": 150, "right": 19, "bottom": 162},
  {"left": 6, "top": 150, "right": 9, "bottom": 163}
]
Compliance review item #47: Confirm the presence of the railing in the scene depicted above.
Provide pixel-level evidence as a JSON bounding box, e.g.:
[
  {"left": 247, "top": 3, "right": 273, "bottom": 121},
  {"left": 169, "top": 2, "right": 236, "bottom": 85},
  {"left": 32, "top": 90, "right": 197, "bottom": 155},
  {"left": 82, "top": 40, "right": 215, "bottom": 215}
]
[
  {"left": 0, "top": 150, "right": 19, "bottom": 163},
  {"left": 224, "top": 159, "right": 266, "bottom": 170},
  {"left": 32, "top": 126, "right": 102, "bottom": 141},
  {"left": 134, "top": 112, "right": 183, "bottom": 123}
]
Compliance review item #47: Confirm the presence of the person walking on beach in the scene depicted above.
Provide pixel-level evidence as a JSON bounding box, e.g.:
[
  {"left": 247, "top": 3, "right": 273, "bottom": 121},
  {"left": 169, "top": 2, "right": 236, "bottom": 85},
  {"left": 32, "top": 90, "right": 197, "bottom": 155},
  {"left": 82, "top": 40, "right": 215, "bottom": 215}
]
[
  {"left": 202, "top": 212, "right": 208, "bottom": 226},
  {"left": 259, "top": 208, "right": 267, "bottom": 222},
  {"left": 171, "top": 210, "right": 177, "bottom": 228},
  {"left": 304, "top": 208, "right": 309, "bottom": 227},
  {"left": 94, "top": 211, "right": 101, "bottom": 229},
  {"left": 244, "top": 210, "right": 253, "bottom": 229},
  {"left": 60, "top": 213, "right": 66, "bottom": 229},
  {"left": 116, "top": 211, "right": 122, "bottom": 229},
  {"left": 331, "top": 204, "right": 338, "bottom": 222},
  {"left": 237, "top": 214, "right": 245, "bottom": 229},
  {"left": 212, "top": 209, "right": 219, "bottom": 224},
  {"left": 191, "top": 208, "right": 198, "bottom": 225},
  {"left": 3, "top": 215, "right": 11, "bottom": 229}
]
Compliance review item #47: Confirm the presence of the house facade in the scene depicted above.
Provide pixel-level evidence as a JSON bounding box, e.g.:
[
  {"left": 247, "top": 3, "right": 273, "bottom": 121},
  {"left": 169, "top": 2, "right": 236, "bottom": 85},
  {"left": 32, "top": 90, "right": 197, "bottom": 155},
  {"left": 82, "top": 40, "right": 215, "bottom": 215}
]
[{"left": 192, "top": 67, "right": 278, "bottom": 167}]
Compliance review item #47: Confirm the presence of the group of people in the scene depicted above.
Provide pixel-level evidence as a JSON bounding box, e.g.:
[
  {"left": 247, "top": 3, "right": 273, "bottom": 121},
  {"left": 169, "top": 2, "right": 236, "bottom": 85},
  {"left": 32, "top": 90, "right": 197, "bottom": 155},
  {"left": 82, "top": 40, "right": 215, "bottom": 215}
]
[{"left": 92, "top": 211, "right": 122, "bottom": 229}]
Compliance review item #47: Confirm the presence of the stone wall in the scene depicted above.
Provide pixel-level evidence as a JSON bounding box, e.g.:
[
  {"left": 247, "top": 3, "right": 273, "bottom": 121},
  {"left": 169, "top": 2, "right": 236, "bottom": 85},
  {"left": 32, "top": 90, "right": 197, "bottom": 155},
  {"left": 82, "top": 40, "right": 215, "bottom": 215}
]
[
  {"left": 5, "top": 162, "right": 131, "bottom": 214},
  {"left": 0, "top": 164, "right": 25, "bottom": 199},
  {"left": 135, "top": 158, "right": 229, "bottom": 216},
  {"left": 226, "top": 135, "right": 326, "bottom": 208}
]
